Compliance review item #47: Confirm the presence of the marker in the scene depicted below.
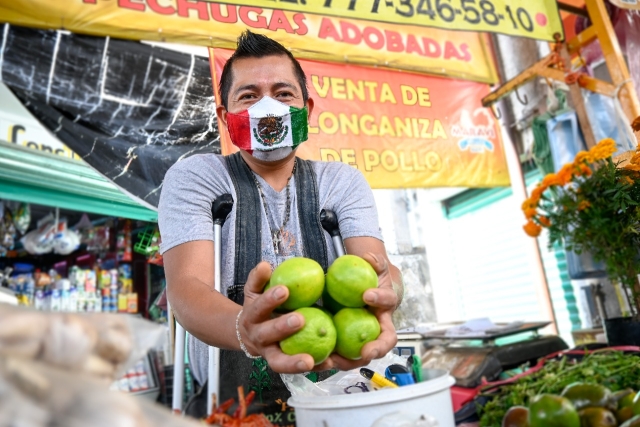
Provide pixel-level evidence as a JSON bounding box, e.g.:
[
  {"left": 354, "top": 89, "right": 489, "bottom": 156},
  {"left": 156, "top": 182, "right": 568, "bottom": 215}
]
[{"left": 360, "top": 368, "right": 399, "bottom": 389}]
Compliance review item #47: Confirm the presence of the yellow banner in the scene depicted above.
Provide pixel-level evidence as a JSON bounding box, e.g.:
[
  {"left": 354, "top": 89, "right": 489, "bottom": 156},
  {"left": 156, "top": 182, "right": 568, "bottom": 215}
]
[
  {"left": 212, "top": 49, "right": 510, "bottom": 189},
  {"left": 0, "top": 0, "right": 497, "bottom": 83},
  {"left": 201, "top": 0, "right": 564, "bottom": 41}
]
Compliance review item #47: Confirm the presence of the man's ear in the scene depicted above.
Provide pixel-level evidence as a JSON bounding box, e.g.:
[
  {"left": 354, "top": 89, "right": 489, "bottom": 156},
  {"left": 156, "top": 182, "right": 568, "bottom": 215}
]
[
  {"left": 306, "top": 97, "right": 314, "bottom": 122},
  {"left": 216, "top": 105, "right": 228, "bottom": 129}
]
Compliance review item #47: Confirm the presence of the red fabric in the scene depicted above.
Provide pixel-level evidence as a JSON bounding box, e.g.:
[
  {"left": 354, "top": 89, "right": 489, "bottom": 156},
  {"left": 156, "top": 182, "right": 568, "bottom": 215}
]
[{"left": 225, "top": 110, "right": 252, "bottom": 151}]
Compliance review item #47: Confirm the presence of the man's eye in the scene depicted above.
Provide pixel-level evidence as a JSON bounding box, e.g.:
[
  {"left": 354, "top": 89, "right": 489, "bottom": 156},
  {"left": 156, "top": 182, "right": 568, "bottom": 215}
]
[
  {"left": 239, "top": 94, "right": 256, "bottom": 100},
  {"left": 277, "top": 92, "right": 293, "bottom": 98}
]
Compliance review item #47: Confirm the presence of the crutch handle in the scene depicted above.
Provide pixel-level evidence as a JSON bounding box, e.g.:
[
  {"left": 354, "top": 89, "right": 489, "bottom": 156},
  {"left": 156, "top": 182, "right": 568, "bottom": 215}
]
[
  {"left": 321, "top": 209, "right": 346, "bottom": 257},
  {"left": 211, "top": 194, "right": 233, "bottom": 226},
  {"left": 320, "top": 209, "right": 340, "bottom": 237}
]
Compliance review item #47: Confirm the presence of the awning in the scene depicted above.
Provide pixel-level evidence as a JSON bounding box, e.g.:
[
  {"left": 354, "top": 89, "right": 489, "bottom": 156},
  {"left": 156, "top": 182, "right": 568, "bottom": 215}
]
[{"left": 0, "top": 140, "right": 157, "bottom": 222}]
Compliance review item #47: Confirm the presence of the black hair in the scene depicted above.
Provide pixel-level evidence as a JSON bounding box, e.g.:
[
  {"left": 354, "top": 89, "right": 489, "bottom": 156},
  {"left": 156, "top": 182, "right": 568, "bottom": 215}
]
[{"left": 219, "top": 31, "right": 309, "bottom": 110}]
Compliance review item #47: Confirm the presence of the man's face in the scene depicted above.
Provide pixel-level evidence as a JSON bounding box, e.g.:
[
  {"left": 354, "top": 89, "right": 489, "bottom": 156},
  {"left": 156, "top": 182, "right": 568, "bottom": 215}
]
[{"left": 217, "top": 55, "right": 313, "bottom": 127}]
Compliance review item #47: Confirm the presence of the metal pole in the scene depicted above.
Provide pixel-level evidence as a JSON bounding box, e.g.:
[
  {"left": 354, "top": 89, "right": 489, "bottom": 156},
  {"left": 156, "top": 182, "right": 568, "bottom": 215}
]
[
  {"left": 207, "top": 221, "right": 223, "bottom": 415},
  {"left": 171, "top": 317, "right": 186, "bottom": 413}
]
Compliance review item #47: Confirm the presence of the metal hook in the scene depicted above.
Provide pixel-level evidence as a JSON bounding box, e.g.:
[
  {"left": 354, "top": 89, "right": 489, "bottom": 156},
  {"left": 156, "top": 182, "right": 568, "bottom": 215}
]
[
  {"left": 490, "top": 104, "right": 502, "bottom": 120},
  {"left": 515, "top": 88, "right": 529, "bottom": 106}
]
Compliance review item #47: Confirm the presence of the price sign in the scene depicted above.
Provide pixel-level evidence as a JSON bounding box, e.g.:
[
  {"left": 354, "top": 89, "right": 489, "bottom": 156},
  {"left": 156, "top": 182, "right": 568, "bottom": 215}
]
[{"left": 200, "top": 0, "right": 564, "bottom": 41}]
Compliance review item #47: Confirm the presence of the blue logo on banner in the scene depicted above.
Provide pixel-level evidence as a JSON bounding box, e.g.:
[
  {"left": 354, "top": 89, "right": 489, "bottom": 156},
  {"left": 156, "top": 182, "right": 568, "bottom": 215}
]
[{"left": 458, "top": 137, "right": 494, "bottom": 153}]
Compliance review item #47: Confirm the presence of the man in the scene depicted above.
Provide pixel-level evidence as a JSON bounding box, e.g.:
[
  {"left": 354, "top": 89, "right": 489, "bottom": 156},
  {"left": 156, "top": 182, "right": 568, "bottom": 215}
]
[{"left": 158, "top": 31, "right": 403, "bottom": 424}]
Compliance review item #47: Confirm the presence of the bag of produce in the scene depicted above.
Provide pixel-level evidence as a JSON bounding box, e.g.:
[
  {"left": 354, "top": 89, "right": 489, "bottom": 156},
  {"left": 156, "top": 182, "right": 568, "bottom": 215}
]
[
  {"left": 0, "top": 304, "right": 164, "bottom": 380},
  {"left": 0, "top": 355, "right": 202, "bottom": 427}
]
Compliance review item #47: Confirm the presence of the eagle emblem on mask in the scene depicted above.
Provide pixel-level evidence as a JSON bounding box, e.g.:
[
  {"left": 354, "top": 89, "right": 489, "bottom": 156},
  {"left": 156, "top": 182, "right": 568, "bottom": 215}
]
[{"left": 253, "top": 115, "right": 288, "bottom": 147}]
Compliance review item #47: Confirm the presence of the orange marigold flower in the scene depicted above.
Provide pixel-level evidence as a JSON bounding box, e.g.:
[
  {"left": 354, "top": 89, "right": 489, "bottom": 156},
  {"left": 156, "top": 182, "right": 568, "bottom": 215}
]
[
  {"left": 542, "top": 173, "right": 563, "bottom": 187},
  {"left": 574, "top": 150, "right": 593, "bottom": 164},
  {"left": 524, "top": 208, "right": 537, "bottom": 219},
  {"left": 618, "top": 175, "right": 634, "bottom": 185},
  {"left": 630, "top": 152, "right": 640, "bottom": 165},
  {"left": 579, "top": 164, "right": 592, "bottom": 176},
  {"left": 538, "top": 216, "right": 551, "bottom": 227},
  {"left": 625, "top": 163, "right": 640, "bottom": 172},
  {"left": 558, "top": 168, "right": 574, "bottom": 185},
  {"left": 531, "top": 186, "right": 545, "bottom": 201},
  {"left": 578, "top": 200, "right": 591, "bottom": 211},
  {"left": 590, "top": 138, "right": 617, "bottom": 160},
  {"left": 523, "top": 221, "right": 542, "bottom": 237}
]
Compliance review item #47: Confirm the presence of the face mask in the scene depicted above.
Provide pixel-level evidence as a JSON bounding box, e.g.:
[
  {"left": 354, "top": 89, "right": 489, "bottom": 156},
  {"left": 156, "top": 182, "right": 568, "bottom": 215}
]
[{"left": 225, "top": 96, "right": 308, "bottom": 161}]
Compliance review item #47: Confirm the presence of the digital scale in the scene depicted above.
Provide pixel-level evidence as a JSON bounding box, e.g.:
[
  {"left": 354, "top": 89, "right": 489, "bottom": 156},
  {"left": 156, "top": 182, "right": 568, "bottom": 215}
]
[{"left": 395, "top": 321, "right": 569, "bottom": 416}]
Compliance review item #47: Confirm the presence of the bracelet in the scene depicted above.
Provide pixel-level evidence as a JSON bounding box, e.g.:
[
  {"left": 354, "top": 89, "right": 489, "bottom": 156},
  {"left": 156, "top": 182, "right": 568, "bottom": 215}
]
[{"left": 236, "top": 309, "right": 261, "bottom": 359}]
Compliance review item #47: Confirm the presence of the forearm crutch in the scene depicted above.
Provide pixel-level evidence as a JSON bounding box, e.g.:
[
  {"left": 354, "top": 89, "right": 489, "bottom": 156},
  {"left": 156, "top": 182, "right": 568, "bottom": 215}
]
[
  {"left": 208, "top": 194, "right": 233, "bottom": 414},
  {"left": 170, "top": 194, "right": 233, "bottom": 415},
  {"left": 320, "top": 209, "right": 345, "bottom": 256}
]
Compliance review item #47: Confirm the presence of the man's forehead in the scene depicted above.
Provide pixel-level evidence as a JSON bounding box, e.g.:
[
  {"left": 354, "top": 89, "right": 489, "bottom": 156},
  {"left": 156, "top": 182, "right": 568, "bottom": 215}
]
[{"left": 229, "top": 55, "right": 300, "bottom": 88}]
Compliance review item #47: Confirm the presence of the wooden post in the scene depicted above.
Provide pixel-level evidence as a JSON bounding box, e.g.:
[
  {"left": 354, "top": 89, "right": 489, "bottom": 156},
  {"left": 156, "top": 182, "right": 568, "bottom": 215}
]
[
  {"left": 559, "top": 44, "right": 598, "bottom": 149},
  {"left": 585, "top": 0, "right": 640, "bottom": 126}
]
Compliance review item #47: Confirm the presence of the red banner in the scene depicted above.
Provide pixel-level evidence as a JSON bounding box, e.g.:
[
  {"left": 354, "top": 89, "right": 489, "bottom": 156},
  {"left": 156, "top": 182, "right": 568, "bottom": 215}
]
[{"left": 211, "top": 48, "right": 510, "bottom": 189}]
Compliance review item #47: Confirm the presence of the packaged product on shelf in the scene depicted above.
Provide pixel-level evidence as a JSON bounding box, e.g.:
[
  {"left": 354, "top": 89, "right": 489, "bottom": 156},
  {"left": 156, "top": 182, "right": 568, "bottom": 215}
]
[
  {"left": 127, "top": 293, "right": 138, "bottom": 314},
  {"left": 50, "top": 290, "right": 61, "bottom": 312},
  {"left": 0, "top": 304, "right": 164, "bottom": 380},
  {"left": 68, "top": 287, "right": 78, "bottom": 312},
  {"left": 34, "top": 270, "right": 52, "bottom": 288},
  {"left": 85, "top": 270, "right": 96, "bottom": 293},
  {"left": 118, "top": 294, "right": 128, "bottom": 313},
  {"left": 127, "top": 369, "right": 141, "bottom": 392},
  {"left": 118, "top": 375, "right": 131, "bottom": 392},
  {"left": 99, "top": 270, "right": 111, "bottom": 289},
  {"left": 109, "top": 269, "right": 118, "bottom": 287},
  {"left": 95, "top": 292, "right": 102, "bottom": 313},
  {"left": 117, "top": 220, "right": 133, "bottom": 262},
  {"left": 34, "top": 290, "right": 45, "bottom": 310}
]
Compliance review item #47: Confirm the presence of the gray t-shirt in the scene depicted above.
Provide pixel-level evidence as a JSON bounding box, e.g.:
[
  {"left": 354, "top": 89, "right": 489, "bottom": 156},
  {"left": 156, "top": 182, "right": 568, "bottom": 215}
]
[{"left": 158, "top": 153, "right": 382, "bottom": 383}]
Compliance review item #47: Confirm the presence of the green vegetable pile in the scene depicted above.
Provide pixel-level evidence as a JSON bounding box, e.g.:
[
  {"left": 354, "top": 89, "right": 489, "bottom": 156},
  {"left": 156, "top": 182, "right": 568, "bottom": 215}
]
[{"left": 479, "top": 351, "right": 640, "bottom": 426}]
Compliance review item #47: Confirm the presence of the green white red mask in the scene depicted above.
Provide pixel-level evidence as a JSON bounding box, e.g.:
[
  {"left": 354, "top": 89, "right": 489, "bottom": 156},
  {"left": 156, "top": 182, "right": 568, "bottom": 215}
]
[{"left": 226, "top": 96, "right": 308, "bottom": 161}]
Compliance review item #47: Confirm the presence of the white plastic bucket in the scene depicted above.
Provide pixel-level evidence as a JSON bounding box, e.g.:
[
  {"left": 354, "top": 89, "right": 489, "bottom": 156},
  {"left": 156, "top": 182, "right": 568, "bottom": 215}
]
[{"left": 288, "top": 369, "right": 456, "bottom": 427}]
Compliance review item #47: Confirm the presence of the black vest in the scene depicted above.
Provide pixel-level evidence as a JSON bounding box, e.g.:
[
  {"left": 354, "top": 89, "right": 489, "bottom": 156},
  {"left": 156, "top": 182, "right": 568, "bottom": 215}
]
[{"left": 219, "top": 152, "right": 329, "bottom": 426}]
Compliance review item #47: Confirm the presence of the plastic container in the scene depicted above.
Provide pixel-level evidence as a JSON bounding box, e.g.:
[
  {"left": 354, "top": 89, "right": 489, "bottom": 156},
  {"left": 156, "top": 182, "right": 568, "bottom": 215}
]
[{"left": 288, "top": 369, "right": 455, "bottom": 427}]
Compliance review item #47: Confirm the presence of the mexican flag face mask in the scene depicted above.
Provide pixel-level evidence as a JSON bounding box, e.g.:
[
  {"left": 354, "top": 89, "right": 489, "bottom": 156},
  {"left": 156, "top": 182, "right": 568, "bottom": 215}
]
[{"left": 225, "top": 96, "right": 309, "bottom": 162}]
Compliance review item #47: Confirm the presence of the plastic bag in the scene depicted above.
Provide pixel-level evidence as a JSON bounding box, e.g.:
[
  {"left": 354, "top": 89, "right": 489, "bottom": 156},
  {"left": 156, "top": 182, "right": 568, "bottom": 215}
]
[
  {"left": 20, "top": 213, "right": 56, "bottom": 255},
  {"left": 12, "top": 202, "right": 31, "bottom": 235},
  {"left": 0, "top": 355, "right": 203, "bottom": 427},
  {"left": 0, "top": 202, "right": 16, "bottom": 252},
  {"left": 0, "top": 304, "right": 165, "bottom": 380},
  {"left": 583, "top": 90, "right": 636, "bottom": 154},
  {"left": 282, "top": 352, "right": 409, "bottom": 397}
]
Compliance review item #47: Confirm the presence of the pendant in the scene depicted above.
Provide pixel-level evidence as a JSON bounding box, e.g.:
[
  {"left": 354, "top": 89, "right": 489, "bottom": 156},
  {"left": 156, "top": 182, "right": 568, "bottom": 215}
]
[{"left": 272, "top": 230, "right": 281, "bottom": 255}]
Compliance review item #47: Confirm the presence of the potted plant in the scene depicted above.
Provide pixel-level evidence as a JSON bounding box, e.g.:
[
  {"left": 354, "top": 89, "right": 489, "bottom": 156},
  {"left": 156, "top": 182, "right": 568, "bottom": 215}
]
[{"left": 521, "top": 134, "right": 640, "bottom": 345}]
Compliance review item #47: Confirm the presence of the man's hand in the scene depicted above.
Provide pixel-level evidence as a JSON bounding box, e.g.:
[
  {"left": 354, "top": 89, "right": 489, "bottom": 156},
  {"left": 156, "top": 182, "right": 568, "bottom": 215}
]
[
  {"left": 239, "top": 261, "right": 316, "bottom": 373},
  {"left": 317, "top": 250, "right": 400, "bottom": 372}
]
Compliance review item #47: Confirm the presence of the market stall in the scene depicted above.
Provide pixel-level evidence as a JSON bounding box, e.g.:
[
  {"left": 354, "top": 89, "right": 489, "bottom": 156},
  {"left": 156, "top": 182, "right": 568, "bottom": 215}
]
[{"left": 2, "top": 0, "right": 640, "bottom": 426}]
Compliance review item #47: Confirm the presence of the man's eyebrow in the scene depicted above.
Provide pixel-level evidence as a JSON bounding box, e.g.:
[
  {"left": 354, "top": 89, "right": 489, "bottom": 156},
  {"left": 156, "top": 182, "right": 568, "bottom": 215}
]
[
  {"left": 233, "top": 84, "right": 259, "bottom": 95},
  {"left": 272, "top": 82, "right": 298, "bottom": 91},
  {"left": 233, "top": 82, "right": 299, "bottom": 96}
]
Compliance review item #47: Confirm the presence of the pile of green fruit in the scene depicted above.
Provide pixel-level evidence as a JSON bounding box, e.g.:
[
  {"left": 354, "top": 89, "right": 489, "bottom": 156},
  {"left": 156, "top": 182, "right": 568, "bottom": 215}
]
[
  {"left": 477, "top": 351, "right": 640, "bottom": 427},
  {"left": 264, "top": 255, "right": 381, "bottom": 365},
  {"left": 502, "top": 384, "right": 640, "bottom": 427}
]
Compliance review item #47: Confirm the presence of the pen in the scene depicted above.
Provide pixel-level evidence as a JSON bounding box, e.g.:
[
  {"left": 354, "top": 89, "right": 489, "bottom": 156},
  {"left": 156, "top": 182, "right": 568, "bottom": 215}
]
[{"left": 360, "top": 368, "right": 399, "bottom": 389}]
